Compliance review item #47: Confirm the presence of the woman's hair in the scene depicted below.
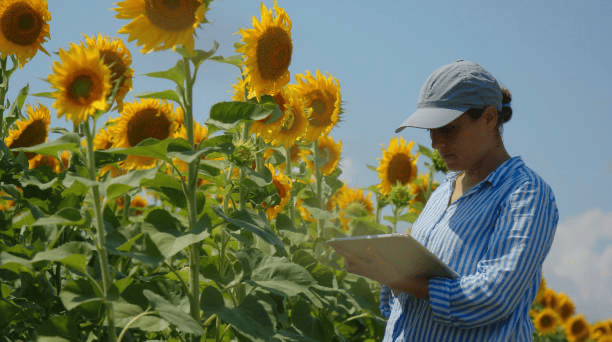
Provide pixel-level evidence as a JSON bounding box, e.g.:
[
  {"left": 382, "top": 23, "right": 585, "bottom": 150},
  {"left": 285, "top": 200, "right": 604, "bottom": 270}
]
[{"left": 465, "top": 85, "right": 512, "bottom": 135}]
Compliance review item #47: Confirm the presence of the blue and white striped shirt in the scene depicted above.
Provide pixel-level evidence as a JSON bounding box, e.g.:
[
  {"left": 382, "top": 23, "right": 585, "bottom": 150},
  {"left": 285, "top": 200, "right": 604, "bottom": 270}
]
[{"left": 380, "top": 156, "right": 558, "bottom": 341}]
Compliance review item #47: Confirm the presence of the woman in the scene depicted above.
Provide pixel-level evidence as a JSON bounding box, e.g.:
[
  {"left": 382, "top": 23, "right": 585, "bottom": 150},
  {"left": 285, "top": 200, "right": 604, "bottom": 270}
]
[{"left": 344, "top": 60, "right": 558, "bottom": 341}]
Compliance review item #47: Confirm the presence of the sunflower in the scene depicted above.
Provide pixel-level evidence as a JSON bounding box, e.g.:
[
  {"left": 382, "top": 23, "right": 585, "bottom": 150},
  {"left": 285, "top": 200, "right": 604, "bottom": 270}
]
[
  {"left": 264, "top": 164, "right": 291, "bottom": 220},
  {"left": 237, "top": 0, "right": 292, "bottom": 101},
  {"left": 264, "top": 89, "right": 308, "bottom": 148},
  {"left": 301, "top": 134, "right": 341, "bottom": 176},
  {"left": 293, "top": 70, "right": 341, "bottom": 142},
  {"left": 0, "top": 0, "right": 50, "bottom": 67},
  {"left": 296, "top": 197, "right": 315, "bottom": 223},
  {"left": 94, "top": 127, "right": 113, "bottom": 151},
  {"left": 591, "top": 321, "right": 611, "bottom": 340},
  {"left": 533, "top": 308, "right": 560, "bottom": 336},
  {"left": 564, "top": 315, "right": 590, "bottom": 342},
  {"left": 540, "top": 288, "right": 559, "bottom": 311},
  {"left": 556, "top": 293, "right": 575, "bottom": 323},
  {"left": 28, "top": 154, "right": 62, "bottom": 173},
  {"left": 0, "top": 191, "right": 16, "bottom": 211},
  {"left": 84, "top": 34, "right": 133, "bottom": 110},
  {"left": 335, "top": 187, "right": 374, "bottom": 232},
  {"left": 110, "top": 98, "right": 178, "bottom": 170},
  {"left": 408, "top": 174, "right": 439, "bottom": 213},
  {"left": 115, "top": 0, "right": 207, "bottom": 54},
  {"left": 231, "top": 77, "right": 252, "bottom": 102},
  {"left": 130, "top": 194, "right": 148, "bottom": 215},
  {"left": 48, "top": 43, "right": 111, "bottom": 125},
  {"left": 5, "top": 103, "right": 50, "bottom": 158},
  {"left": 376, "top": 137, "right": 419, "bottom": 195}
]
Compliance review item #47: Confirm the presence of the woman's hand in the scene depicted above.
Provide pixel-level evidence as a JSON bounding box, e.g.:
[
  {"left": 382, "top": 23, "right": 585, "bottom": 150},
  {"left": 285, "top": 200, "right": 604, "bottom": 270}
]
[{"left": 337, "top": 248, "right": 430, "bottom": 300}]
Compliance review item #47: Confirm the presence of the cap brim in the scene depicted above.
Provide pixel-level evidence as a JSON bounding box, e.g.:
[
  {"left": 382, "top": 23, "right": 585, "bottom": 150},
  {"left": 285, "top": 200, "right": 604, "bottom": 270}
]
[{"left": 395, "top": 107, "right": 468, "bottom": 133}]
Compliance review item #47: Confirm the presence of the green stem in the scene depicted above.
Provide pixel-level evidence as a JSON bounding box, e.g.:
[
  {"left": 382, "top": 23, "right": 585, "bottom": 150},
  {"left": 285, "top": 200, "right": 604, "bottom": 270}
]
[
  {"left": 313, "top": 139, "right": 324, "bottom": 237},
  {"left": 0, "top": 57, "right": 8, "bottom": 140},
  {"left": 392, "top": 205, "right": 399, "bottom": 234},
  {"left": 284, "top": 145, "right": 294, "bottom": 221},
  {"left": 84, "top": 120, "right": 117, "bottom": 342},
  {"left": 183, "top": 57, "right": 201, "bottom": 334}
]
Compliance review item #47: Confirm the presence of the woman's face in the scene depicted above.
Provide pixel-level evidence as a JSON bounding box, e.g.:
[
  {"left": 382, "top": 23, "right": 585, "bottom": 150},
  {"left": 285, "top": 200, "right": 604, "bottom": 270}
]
[{"left": 429, "top": 108, "right": 498, "bottom": 172}]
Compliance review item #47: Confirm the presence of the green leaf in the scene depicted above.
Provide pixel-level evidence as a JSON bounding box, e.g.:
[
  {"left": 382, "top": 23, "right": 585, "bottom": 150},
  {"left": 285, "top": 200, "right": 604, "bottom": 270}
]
[
  {"left": 210, "top": 55, "right": 243, "bottom": 69},
  {"left": 59, "top": 279, "right": 103, "bottom": 311},
  {"left": 0, "top": 299, "right": 19, "bottom": 328},
  {"left": 143, "top": 290, "right": 204, "bottom": 335},
  {"left": 134, "top": 89, "right": 182, "bottom": 105},
  {"left": 104, "top": 167, "right": 159, "bottom": 200},
  {"left": 34, "top": 207, "right": 85, "bottom": 226},
  {"left": 142, "top": 210, "right": 210, "bottom": 259},
  {"left": 207, "top": 97, "right": 281, "bottom": 130},
  {"left": 200, "top": 286, "right": 274, "bottom": 341},
  {"left": 144, "top": 59, "right": 187, "bottom": 87},
  {"left": 176, "top": 41, "right": 220, "bottom": 69},
  {"left": 37, "top": 315, "right": 81, "bottom": 340},
  {"left": 113, "top": 302, "right": 169, "bottom": 331},
  {"left": 31, "top": 241, "right": 93, "bottom": 273},
  {"left": 0, "top": 251, "right": 33, "bottom": 273},
  {"left": 212, "top": 207, "right": 283, "bottom": 249},
  {"left": 32, "top": 91, "right": 55, "bottom": 99},
  {"left": 14, "top": 133, "right": 81, "bottom": 156},
  {"left": 3, "top": 84, "right": 29, "bottom": 136}
]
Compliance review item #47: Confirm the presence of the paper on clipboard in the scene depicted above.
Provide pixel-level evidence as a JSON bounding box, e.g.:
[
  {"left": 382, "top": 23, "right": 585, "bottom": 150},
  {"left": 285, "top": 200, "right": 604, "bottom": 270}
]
[{"left": 327, "top": 233, "right": 459, "bottom": 281}]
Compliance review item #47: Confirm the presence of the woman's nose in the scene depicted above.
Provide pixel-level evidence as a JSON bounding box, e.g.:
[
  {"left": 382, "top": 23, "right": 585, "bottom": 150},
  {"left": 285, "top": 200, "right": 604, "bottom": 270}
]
[{"left": 430, "top": 130, "right": 444, "bottom": 150}]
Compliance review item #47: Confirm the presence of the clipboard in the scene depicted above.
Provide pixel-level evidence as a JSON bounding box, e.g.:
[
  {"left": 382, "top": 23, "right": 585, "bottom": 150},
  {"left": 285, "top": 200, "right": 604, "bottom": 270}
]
[{"left": 327, "top": 234, "right": 459, "bottom": 281}]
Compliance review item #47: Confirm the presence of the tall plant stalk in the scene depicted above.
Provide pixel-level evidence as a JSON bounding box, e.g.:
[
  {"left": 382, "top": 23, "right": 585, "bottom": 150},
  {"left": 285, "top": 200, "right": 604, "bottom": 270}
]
[
  {"left": 182, "top": 57, "right": 201, "bottom": 330},
  {"left": 313, "top": 139, "right": 324, "bottom": 237},
  {"left": 284, "top": 145, "right": 294, "bottom": 221},
  {"left": 84, "top": 119, "right": 117, "bottom": 342}
]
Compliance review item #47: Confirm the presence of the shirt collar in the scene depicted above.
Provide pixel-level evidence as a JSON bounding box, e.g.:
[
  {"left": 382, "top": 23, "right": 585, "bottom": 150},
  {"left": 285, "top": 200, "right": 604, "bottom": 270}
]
[{"left": 443, "top": 156, "right": 524, "bottom": 187}]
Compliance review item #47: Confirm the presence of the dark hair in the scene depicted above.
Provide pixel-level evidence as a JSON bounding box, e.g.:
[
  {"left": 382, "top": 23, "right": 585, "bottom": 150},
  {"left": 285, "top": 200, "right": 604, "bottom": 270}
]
[{"left": 465, "top": 86, "right": 512, "bottom": 134}]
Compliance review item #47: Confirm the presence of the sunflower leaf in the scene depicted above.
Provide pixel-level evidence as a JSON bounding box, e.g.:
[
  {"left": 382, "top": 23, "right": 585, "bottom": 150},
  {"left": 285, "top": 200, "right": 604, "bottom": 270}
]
[
  {"left": 210, "top": 55, "right": 243, "bottom": 69},
  {"left": 133, "top": 90, "right": 182, "bottom": 106},
  {"left": 144, "top": 59, "right": 187, "bottom": 88},
  {"left": 31, "top": 92, "right": 55, "bottom": 99},
  {"left": 14, "top": 133, "right": 81, "bottom": 156},
  {"left": 207, "top": 100, "right": 279, "bottom": 130},
  {"left": 212, "top": 206, "right": 284, "bottom": 250},
  {"left": 4, "top": 84, "right": 29, "bottom": 130}
]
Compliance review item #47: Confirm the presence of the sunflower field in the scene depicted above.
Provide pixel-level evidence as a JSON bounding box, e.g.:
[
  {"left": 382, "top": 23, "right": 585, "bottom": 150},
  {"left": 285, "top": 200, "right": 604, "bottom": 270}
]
[{"left": 0, "top": 1, "right": 610, "bottom": 341}]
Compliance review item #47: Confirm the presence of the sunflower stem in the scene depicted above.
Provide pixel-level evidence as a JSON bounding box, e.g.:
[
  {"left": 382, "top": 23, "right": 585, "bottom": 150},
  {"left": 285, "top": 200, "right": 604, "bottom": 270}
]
[
  {"left": 284, "top": 145, "right": 295, "bottom": 221},
  {"left": 313, "top": 138, "right": 325, "bottom": 237},
  {"left": 84, "top": 119, "right": 117, "bottom": 342},
  {"left": 392, "top": 205, "right": 399, "bottom": 234},
  {"left": 183, "top": 56, "right": 202, "bottom": 331},
  {"left": 0, "top": 57, "right": 8, "bottom": 140}
]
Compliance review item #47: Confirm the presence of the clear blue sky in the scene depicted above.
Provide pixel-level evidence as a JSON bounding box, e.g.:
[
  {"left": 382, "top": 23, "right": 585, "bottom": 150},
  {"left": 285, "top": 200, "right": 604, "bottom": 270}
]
[{"left": 9, "top": 0, "right": 612, "bottom": 322}]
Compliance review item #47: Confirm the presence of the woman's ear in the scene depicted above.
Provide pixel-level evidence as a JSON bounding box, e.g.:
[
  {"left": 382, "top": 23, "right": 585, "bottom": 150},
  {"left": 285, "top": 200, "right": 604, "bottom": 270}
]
[{"left": 482, "top": 106, "right": 499, "bottom": 131}]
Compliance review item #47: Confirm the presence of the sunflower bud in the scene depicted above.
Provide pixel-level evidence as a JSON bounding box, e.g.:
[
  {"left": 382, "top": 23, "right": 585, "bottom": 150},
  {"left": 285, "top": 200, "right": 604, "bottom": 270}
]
[
  {"left": 431, "top": 149, "right": 449, "bottom": 173},
  {"left": 389, "top": 183, "right": 415, "bottom": 208}
]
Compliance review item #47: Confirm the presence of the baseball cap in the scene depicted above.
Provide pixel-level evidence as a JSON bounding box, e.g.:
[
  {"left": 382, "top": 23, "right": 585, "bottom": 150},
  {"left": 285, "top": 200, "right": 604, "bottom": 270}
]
[{"left": 395, "top": 60, "right": 503, "bottom": 132}]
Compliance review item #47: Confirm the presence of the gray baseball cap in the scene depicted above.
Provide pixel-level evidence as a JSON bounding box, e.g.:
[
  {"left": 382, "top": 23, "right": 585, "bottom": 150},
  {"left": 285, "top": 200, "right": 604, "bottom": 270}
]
[{"left": 396, "top": 60, "right": 503, "bottom": 132}]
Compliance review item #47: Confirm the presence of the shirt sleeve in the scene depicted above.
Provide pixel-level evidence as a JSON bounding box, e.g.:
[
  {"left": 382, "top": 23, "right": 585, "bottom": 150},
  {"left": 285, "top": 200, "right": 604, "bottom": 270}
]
[
  {"left": 379, "top": 284, "right": 392, "bottom": 319},
  {"left": 427, "top": 180, "right": 559, "bottom": 328}
]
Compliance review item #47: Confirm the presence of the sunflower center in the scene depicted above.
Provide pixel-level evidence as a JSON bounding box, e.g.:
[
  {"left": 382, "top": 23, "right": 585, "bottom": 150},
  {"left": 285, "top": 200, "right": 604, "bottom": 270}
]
[
  {"left": 68, "top": 75, "right": 95, "bottom": 102},
  {"left": 308, "top": 95, "right": 332, "bottom": 127},
  {"left": 540, "top": 315, "right": 553, "bottom": 328},
  {"left": 387, "top": 154, "right": 413, "bottom": 186},
  {"left": 127, "top": 108, "right": 171, "bottom": 146},
  {"left": 144, "top": 0, "right": 199, "bottom": 31},
  {"left": 100, "top": 51, "right": 128, "bottom": 88},
  {"left": 256, "top": 26, "right": 292, "bottom": 81},
  {"left": 1, "top": 2, "right": 43, "bottom": 46},
  {"left": 8, "top": 119, "right": 47, "bottom": 149}
]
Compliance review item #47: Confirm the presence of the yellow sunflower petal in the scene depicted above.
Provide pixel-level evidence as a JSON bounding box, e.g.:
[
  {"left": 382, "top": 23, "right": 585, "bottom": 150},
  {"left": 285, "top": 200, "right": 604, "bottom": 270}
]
[
  {"left": 376, "top": 137, "right": 419, "bottom": 195},
  {"left": 110, "top": 98, "right": 178, "bottom": 170},
  {"left": 335, "top": 187, "right": 374, "bottom": 231},
  {"left": 237, "top": 0, "right": 292, "bottom": 101},
  {"left": 301, "top": 134, "right": 342, "bottom": 176},
  {"left": 83, "top": 34, "right": 133, "bottom": 111},
  {"left": 48, "top": 43, "right": 112, "bottom": 125},
  {"left": 564, "top": 315, "right": 590, "bottom": 342},
  {"left": 265, "top": 163, "right": 292, "bottom": 220},
  {"left": 0, "top": 0, "right": 51, "bottom": 67},
  {"left": 293, "top": 69, "right": 342, "bottom": 142},
  {"left": 115, "top": 0, "right": 207, "bottom": 54}
]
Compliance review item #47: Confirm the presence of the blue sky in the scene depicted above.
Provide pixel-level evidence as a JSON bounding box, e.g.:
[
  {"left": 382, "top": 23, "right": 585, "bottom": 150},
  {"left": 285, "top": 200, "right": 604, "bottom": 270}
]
[{"left": 8, "top": 0, "right": 612, "bottom": 322}]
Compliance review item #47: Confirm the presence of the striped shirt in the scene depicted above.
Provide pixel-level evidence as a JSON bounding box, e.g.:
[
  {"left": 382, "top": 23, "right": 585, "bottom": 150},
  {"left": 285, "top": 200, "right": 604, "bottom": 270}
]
[{"left": 380, "top": 156, "right": 558, "bottom": 341}]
